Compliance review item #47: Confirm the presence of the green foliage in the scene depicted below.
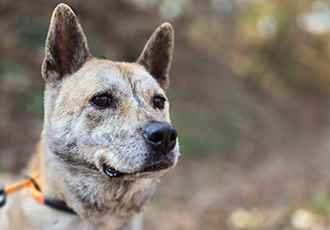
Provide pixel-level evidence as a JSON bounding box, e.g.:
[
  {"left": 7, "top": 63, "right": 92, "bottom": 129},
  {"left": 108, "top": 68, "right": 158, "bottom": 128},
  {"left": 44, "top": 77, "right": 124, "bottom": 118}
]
[
  {"left": 309, "top": 194, "right": 330, "bottom": 215},
  {"left": 148, "top": 195, "right": 167, "bottom": 210}
]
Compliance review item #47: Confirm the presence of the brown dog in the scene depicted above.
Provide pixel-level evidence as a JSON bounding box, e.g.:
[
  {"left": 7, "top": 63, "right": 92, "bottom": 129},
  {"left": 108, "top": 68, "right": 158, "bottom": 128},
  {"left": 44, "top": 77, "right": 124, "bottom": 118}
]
[{"left": 0, "top": 3, "right": 179, "bottom": 230}]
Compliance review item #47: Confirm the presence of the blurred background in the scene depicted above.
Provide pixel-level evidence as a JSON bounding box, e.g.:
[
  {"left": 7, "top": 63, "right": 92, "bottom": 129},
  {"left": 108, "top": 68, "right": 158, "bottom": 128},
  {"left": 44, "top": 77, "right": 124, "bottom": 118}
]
[{"left": 0, "top": 0, "right": 329, "bottom": 229}]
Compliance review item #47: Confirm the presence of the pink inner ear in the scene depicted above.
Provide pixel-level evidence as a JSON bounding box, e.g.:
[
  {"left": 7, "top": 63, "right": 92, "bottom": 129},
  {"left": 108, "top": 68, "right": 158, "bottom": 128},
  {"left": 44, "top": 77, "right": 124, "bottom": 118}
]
[{"left": 55, "top": 22, "right": 74, "bottom": 77}]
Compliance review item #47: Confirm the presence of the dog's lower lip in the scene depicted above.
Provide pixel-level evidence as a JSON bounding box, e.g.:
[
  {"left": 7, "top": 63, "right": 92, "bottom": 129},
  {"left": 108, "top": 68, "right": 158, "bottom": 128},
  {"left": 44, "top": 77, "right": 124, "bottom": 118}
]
[
  {"left": 139, "top": 161, "right": 172, "bottom": 173},
  {"left": 102, "top": 161, "right": 172, "bottom": 178}
]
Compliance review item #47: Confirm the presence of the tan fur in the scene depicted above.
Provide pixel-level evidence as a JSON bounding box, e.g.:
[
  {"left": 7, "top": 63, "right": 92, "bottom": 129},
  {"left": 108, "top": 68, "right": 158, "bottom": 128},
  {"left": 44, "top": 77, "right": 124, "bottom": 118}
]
[{"left": 0, "top": 3, "right": 179, "bottom": 230}]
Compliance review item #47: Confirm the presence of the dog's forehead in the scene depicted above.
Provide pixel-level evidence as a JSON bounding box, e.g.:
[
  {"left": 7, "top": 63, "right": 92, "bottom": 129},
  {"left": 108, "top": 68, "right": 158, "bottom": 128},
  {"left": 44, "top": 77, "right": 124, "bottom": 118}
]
[{"left": 71, "top": 59, "right": 163, "bottom": 95}]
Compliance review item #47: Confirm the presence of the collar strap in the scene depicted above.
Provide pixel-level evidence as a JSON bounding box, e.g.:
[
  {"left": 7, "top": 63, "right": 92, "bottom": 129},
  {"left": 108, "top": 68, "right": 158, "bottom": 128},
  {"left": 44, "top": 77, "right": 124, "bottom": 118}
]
[
  {"left": 0, "top": 172, "right": 76, "bottom": 215},
  {"left": 29, "top": 180, "right": 76, "bottom": 214}
]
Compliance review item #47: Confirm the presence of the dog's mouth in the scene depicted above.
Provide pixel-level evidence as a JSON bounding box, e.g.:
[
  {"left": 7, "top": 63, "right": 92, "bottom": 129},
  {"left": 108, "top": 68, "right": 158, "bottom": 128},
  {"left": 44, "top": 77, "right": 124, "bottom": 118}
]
[
  {"left": 102, "top": 163, "right": 124, "bottom": 178},
  {"left": 102, "top": 161, "right": 172, "bottom": 179}
]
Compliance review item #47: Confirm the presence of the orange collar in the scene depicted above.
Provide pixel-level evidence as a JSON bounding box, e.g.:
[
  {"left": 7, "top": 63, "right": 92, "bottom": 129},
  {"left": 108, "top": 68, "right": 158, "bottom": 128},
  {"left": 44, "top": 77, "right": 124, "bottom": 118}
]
[{"left": 0, "top": 172, "right": 75, "bottom": 214}]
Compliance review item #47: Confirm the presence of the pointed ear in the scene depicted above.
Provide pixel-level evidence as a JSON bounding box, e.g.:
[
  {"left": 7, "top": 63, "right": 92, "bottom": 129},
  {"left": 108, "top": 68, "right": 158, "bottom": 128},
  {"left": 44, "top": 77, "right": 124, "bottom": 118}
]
[
  {"left": 41, "top": 3, "right": 92, "bottom": 83},
  {"left": 137, "top": 23, "right": 174, "bottom": 91}
]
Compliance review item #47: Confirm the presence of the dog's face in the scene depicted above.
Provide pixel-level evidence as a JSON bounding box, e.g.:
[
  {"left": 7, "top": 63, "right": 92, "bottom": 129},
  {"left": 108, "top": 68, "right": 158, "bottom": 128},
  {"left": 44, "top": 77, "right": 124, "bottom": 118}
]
[{"left": 42, "top": 4, "right": 179, "bottom": 180}]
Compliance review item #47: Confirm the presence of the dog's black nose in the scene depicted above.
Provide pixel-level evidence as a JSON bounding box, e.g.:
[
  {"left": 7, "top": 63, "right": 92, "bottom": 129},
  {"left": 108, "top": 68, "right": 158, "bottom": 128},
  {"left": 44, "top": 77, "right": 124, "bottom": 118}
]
[{"left": 144, "top": 122, "right": 177, "bottom": 154}]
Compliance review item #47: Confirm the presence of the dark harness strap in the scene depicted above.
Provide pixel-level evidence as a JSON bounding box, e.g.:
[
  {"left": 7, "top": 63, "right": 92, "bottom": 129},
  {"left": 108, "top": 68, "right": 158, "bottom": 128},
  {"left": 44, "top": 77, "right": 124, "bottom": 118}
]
[
  {"left": 44, "top": 196, "right": 76, "bottom": 214},
  {"left": 0, "top": 173, "right": 76, "bottom": 215}
]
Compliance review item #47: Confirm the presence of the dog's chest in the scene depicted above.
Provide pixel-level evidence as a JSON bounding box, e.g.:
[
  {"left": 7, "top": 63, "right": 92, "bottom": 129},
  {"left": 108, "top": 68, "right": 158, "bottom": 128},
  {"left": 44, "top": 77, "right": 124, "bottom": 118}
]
[
  {"left": 24, "top": 196, "right": 92, "bottom": 230},
  {"left": 0, "top": 191, "right": 91, "bottom": 230},
  {"left": 64, "top": 176, "right": 160, "bottom": 227}
]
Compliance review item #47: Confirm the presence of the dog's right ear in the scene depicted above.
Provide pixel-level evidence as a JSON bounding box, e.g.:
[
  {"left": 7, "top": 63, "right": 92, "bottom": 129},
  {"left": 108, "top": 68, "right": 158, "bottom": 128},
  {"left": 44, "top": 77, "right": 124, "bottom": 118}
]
[{"left": 41, "top": 3, "right": 91, "bottom": 84}]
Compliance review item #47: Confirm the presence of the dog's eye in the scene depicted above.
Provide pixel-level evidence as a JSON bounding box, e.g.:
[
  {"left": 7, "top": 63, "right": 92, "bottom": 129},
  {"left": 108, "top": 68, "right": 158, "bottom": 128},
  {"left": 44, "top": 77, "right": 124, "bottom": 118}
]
[
  {"left": 91, "top": 95, "right": 111, "bottom": 108},
  {"left": 153, "top": 96, "right": 166, "bottom": 109}
]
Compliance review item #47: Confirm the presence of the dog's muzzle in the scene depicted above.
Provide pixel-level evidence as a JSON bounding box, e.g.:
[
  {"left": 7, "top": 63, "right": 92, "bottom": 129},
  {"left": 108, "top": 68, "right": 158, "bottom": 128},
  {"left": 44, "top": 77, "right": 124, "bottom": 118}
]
[{"left": 102, "top": 122, "right": 178, "bottom": 179}]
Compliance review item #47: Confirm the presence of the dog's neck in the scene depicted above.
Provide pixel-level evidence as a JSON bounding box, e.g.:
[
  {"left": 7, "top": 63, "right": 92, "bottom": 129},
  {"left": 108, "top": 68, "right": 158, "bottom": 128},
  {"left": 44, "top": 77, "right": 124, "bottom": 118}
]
[{"left": 31, "top": 143, "right": 159, "bottom": 229}]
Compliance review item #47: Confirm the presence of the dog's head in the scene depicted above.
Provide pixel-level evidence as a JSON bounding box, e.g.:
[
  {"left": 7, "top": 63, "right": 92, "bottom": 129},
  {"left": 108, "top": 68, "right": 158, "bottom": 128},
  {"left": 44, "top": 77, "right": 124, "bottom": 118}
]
[{"left": 41, "top": 4, "right": 179, "bottom": 180}]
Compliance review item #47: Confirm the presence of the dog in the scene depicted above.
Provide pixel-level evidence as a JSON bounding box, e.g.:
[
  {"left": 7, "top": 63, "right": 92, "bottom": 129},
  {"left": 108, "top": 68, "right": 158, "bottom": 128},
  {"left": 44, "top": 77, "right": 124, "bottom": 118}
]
[{"left": 0, "top": 3, "right": 179, "bottom": 230}]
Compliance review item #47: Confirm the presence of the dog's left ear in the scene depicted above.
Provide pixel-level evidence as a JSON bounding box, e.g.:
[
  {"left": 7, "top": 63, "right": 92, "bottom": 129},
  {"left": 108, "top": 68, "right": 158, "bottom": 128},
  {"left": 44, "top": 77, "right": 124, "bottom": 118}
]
[
  {"left": 42, "top": 3, "right": 92, "bottom": 84},
  {"left": 137, "top": 23, "right": 174, "bottom": 91}
]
